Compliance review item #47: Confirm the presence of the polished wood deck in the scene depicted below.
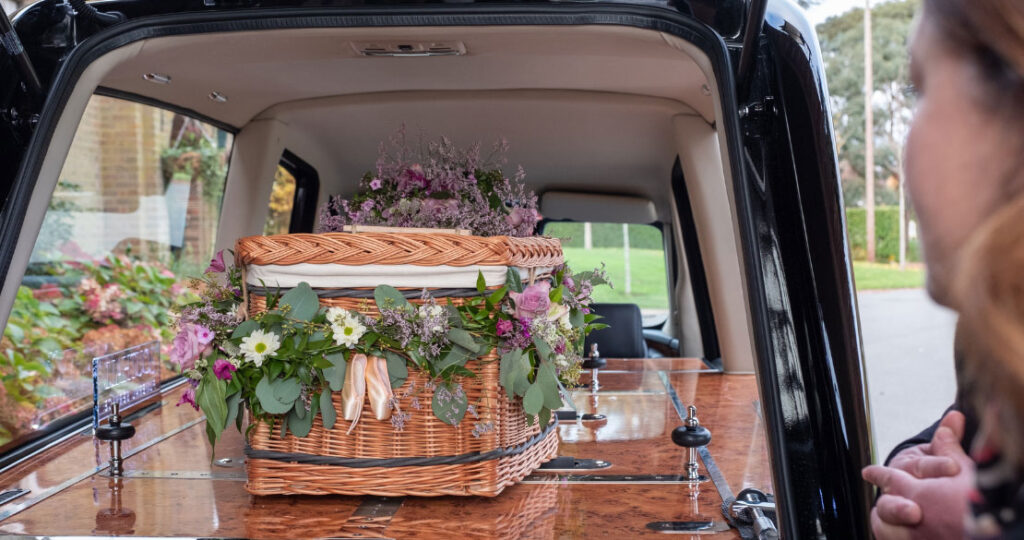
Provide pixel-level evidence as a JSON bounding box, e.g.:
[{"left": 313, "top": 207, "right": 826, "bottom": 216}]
[{"left": 0, "top": 358, "right": 772, "bottom": 539}]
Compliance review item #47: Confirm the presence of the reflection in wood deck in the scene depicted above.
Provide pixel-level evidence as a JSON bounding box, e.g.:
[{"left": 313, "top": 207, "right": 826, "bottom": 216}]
[{"left": 0, "top": 358, "right": 772, "bottom": 538}]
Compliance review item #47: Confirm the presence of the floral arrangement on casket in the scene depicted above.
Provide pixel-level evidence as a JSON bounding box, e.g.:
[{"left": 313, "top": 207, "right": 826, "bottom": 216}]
[
  {"left": 173, "top": 258, "right": 608, "bottom": 448},
  {"left": 172, "top": 130, "right": 612, "bottom": 497}
]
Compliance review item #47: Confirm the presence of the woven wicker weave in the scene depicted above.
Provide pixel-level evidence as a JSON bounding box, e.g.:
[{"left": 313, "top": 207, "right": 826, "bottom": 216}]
[
  {"left": 235, "top": 232, "right": 563, "bottom": 268},
  {"left": 246, "top": 357, "right": 558, "bottom": 497},
  {"left": 240, "top": 230, "right": 562, "bottom": 497}
]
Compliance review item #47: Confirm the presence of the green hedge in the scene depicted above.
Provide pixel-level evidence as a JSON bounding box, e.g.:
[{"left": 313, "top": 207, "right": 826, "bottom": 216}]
[
  {"left": 846, "top": 207, "right": 921, "bottom": 262},
  {"left": 543, "top": 222, "right": 662, "bottom": 249}
]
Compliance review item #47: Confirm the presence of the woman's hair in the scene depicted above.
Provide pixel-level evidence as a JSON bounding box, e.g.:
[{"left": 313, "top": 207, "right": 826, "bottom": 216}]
[
  {"left": 929, "top": 0, "right": 1024, "bottom": 464},
  {"left": 925, "top": 0, "right": 1024, "bottom": 108},
  {"left": 955, "top": 193, "right": 1024, "bottom": 466}
]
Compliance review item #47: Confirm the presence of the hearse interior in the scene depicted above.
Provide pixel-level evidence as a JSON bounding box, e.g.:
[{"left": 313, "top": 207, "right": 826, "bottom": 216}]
[{"left": 0, "top": 0, "right": 874, "bottom": 537}]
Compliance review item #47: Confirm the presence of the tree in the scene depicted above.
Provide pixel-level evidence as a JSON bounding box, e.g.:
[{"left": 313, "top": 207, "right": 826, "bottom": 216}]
[
  {"left": 797, "top": 0, "right": 821, "bottom": 7},
  {"left": 818, "top": 1, "right": 918, "bottom": 262}
]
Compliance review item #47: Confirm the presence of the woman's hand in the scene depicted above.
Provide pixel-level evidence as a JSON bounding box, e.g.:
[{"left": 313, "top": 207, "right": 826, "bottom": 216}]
[{"left": 862, "top": 411, "right": 974, "bottom": 540}]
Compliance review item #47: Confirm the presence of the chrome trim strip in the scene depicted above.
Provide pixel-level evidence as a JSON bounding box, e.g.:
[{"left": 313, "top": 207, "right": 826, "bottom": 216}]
[{"left": 0, "top": 416, "right": 205, "bottom": 521}]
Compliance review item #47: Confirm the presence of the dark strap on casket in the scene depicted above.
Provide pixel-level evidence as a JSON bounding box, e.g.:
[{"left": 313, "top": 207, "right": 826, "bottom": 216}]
[{"left": 244, "top": 419, "right": 556, "bottom": 468}]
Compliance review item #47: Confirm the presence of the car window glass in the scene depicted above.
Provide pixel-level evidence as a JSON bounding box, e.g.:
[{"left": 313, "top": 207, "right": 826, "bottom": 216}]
[
  {"left": 544, "top": 222, "right": 668, "bottom": 326},
  {"left": 0, "top": 95, "right": 233, "bottom": 449}
]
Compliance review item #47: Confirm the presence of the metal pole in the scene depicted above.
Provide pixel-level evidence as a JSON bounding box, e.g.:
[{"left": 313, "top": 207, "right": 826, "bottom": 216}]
[
  {"left": 623, "top": 223, "right": 631, "bottom": 295},
  {"left": 864, "top": 0, "right": 876, "bottom": 262}
]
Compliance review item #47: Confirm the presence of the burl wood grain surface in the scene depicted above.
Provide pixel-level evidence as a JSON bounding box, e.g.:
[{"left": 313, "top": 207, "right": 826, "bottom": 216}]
[{"left": 0, "top": 358, "right": 772, "bottom": 539}]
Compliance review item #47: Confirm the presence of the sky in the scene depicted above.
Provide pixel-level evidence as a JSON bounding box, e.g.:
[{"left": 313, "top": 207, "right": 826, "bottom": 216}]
[{"left": 806, "top": 0, "right": 865, "bottom": 25}]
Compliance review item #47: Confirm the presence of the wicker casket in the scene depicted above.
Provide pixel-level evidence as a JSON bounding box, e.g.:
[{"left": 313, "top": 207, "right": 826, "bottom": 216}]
[{"left": 234, "top": 231, "right": 564, "bottom": 497}]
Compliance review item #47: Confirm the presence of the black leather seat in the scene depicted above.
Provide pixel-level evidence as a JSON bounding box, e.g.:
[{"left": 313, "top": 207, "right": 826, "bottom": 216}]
[{"left": 584, "top": 303, "right": 648, "bottom": 358}]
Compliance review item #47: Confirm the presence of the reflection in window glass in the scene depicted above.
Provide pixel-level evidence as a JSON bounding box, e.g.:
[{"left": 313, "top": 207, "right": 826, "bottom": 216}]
[
  {"left": 264, "top": 165, "right": 296, "bottom": 235},
  {"left": 544, "top": 222, "right": 668, "bottom": 325},
  {"left": 0, "top": 95, "right": 233, "bottom": 448}
]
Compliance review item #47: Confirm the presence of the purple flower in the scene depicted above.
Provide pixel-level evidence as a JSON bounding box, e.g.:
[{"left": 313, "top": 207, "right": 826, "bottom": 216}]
[
  {"left": 505, "top": 207, "right": 539, "bottom": 229},
  {"left": 495, "top": 319, "right": 513, "bottom": 337},
  {"left": 508, "top": 281, "right": 551, "bottom": 320},
  {"left": 361, "top": 199, "right": 375, "bottom": 212},
  {"left": 369, "top": 177, "right": 383, "bottom": 190},
  {"left": 206, "top": 250, "right": 226, "bottom": 274},
  {"left": 562, "top": 275, "right": 575, "bottom": 291},
  {"left": 213, "top": 358, "right": 237, "bottom": 381},
  {"left": 177, "top": 386, "right": 198, "bottom": 410},
  {"left": 397, "top": 164, "right": 429, "bottom": 192},
  {"left": 419, "top": 198, "right": 459, "bottom": 218}
]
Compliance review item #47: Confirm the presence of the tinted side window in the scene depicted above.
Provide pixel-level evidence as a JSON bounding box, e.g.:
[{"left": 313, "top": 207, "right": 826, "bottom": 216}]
[
  {"left": 0, "top": 95, "right": 233, "bottom": 448},
  {"left": 544, "top": 222, "right": 669, "bottom": 326}
]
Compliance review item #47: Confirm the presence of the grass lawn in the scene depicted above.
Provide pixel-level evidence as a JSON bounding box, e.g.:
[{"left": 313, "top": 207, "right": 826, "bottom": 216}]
[
  {"left": 852, "top": 262, "right": 926, "bottom": 291},
  {"left": 561, "top": 247, "right": 669, "bottom": 309}
]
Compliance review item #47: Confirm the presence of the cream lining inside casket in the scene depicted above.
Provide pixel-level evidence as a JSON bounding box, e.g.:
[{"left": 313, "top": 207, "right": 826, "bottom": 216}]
[{"left": 246, "top": 264, "right": 551, "bottom": 289}]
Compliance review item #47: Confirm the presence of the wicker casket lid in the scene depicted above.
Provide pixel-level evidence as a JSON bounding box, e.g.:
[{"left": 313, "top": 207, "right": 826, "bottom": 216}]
[{"left": 234, "top": 231, "right": 563, "bottom": 269}]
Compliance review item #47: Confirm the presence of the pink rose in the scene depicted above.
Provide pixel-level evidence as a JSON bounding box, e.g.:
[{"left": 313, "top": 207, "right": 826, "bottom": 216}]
[
  {"left": 496, "top": 319, "right": 513, "bottom": 337},
  {"left": 170, "top": 324, "right": 211, "bottom": 371},
  {"left": 206, "top": 250, "right": 226, "bottom": 274},
  {"left": 213, "top": 358, "right": 237, "bottom": 381},
  {"left": 508, "top": 281, "right": 551, "bottom": 320}
]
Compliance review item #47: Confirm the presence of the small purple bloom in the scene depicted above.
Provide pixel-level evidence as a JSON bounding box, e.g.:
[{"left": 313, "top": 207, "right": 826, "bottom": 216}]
[
  {"left": 495, "top": 319, "right": 513, "bottom": 337},
  {"left": 177, "top": 386, "right": 198, "bottom": 410},
  {"left": 369, "top": 177, "right": 383, "bottom": 190},
  {"left": 213, "top": 358, "right": 237, "bottom": 381},
  {"left": 206, "top": 250, "right": 226, "bottom": 274},
  {"left": 361, "top": 199, "right": 375, "bottom": 212},
  {"left": 562, "top": 275, "right": 575, "bottom": 291}
]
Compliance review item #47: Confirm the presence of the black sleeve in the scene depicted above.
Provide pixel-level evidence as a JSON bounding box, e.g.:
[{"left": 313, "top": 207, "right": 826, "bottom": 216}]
[{"left": 883, "top": 402, "right": 979, "bottom": 465}]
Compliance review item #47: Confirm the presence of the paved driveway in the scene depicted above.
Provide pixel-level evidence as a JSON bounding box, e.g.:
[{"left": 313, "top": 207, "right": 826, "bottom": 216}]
[{"left": 857, "top": 288, "right": 958, "bottom": 460}]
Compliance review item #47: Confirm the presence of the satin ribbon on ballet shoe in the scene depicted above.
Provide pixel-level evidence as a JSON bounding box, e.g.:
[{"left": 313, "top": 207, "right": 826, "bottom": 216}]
[
  {"left": 365, "top": 356, "right": 394, "bottom": 421},
  {"left": 342, "top": 353, "right": 367, "bottom": 433}
]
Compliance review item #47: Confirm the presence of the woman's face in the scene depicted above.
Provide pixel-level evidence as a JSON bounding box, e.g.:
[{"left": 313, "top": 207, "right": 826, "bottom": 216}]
[{"left": 905, "top": 10, "right": 1018, "bottom": 306}]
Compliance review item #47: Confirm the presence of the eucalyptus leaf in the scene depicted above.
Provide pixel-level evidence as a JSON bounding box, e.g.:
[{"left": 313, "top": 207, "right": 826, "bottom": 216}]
[
  {"left": 569, "top": 309, "right": 585, "bottom": 328},
  {"left": 384, "top": 352, "right": 408, "bottom": 389},
  {"left": 537, "top": 362, "right": 563, "bottom": 410},
  {"left": 323, "top": 352, "right": 347, "bottom": 391},
  {"left": 432, "top": 384, "right": 469, "bottom": 426},
  {"left": 499, "top": 350, "right": 520, "bottom": 397},
  {"left": 231, "top": 320, "right": 259, "bottom": 339},
  {"left": 523, "top": 383, "right": 544, "bottom": 415},
  {"left": 447, "top": 328, "right": 480, "bottom": 353},
  {"left": 539, "top": 407, "right": 551, "bottom": 428},
  {"left": 279, "top": 414, "right": 289, "bottom": 439},
  {"left": 287, "top": 401, "right": 314, "bottom": 438},
  {"left": 320, "top": 391, "right": 337, "bottom": 430},
  {"left": 505, "top": 267, "right": 523, "bottom": 293},
  {"left": 255, "top": 375, "right": 292, "bottom": 415},
  {"left": 532, "top": 336, "right": 552, "bottom": 362},
  {"left": 293, "top": 397, "right": 306, "bottom": 419},
  {"left": 276, "top": 282, "right": 319, "bottom": 321},
  {"left": 436, "top": 346, "right": 472, "bottom": 372},
  {"left": 271, "top": 377, "right": 302, "bottom": 403},
  {"left": 374, "top": 284, "right": 412, "bottom": 312}
]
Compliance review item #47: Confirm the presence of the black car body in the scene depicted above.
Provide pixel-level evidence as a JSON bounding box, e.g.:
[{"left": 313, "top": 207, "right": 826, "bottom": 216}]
[{"left": 0, "top": 1, "right": 873, "bottom": 537}]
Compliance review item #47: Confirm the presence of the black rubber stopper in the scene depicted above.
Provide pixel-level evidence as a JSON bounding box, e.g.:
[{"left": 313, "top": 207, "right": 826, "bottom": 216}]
[
  {"left": 671, "top": 425, "right": 711, "bottom": 448},
  {"left": 581, "top": 356, "right": 607, "bottom": 370},
  {"left": 95, "top": 421, "right": 135, "bottom": 441}
]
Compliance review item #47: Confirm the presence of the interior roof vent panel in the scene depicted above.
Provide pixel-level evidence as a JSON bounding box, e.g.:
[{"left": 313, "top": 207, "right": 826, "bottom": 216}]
[{"left": 352, "top": 41, "right": 467, "bottom": 57}]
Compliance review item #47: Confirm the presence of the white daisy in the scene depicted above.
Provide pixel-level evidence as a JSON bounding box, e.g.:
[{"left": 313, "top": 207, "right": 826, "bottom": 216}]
[
  {"left": 240, "top": 328, "right": 281, "bottom": 367},
  {"left": 331, "top": 317, "right": 367, "bottom": 348}
]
